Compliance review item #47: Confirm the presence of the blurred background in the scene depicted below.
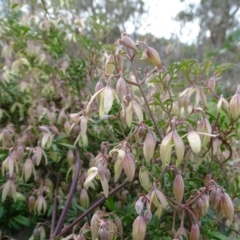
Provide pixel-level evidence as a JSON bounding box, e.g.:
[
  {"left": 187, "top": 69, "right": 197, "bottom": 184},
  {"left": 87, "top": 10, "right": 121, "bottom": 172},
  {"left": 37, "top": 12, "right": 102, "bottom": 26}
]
[{"left": 1, "top": 0, "right": 240, "bottom": 91}]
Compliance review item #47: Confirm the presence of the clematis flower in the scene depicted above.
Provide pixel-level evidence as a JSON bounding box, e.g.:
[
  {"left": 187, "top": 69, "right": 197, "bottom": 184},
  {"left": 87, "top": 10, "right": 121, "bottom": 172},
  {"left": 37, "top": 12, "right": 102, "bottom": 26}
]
[{"left": 84, "top": 165, "right": 109, "bottom": 198}]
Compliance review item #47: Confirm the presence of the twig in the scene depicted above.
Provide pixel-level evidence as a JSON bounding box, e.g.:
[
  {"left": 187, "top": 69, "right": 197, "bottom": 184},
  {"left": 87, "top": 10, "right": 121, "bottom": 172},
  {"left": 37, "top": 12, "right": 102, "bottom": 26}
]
[
  {"left": 57, "top": 176, "right": 137, "bottom": 237},
  {"left": 50, "top": 172, "right": 61, "bottom": 237},
  {"left": 52, "top": 146, "right": 81, "bottom": 236}
]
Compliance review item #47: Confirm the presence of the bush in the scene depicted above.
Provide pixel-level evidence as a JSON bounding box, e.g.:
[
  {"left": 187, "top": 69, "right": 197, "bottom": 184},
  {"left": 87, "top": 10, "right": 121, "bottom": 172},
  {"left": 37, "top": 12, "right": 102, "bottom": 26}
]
[{"left": 0, "top": 2, "right": 240, "bottom": 240}]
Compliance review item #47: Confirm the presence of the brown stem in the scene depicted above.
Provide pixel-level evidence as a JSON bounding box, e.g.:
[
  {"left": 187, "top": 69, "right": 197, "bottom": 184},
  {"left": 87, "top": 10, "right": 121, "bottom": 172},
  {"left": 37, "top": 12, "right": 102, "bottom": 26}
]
[
  {"left": 56, "top": 176, "right": 137, "bottom": 237},
  {"left": 50, "top": 172, "right": 61, "bottom": 237},
  {"left": 52, "top": 146, "right": 81, "bottom": 236}
]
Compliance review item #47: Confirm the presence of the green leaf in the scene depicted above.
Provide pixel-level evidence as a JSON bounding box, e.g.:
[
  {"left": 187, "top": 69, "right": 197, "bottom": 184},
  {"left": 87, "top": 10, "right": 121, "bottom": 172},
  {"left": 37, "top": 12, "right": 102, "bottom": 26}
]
[
  {"left": 208, "top": 231, "right": 228, "bottom": 240},
  {"left": 57, "top": 143, "right": 76, "bottom": 149},
  {"left": 13, "top": 215, "right": 31, "bottom": 227}
]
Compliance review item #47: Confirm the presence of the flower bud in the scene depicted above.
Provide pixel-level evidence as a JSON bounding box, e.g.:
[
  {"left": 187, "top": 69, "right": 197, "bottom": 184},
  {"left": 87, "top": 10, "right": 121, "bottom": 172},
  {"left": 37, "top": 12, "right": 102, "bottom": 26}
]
[
  {"left": 201, "top": 194, "right": 209, "bottom": 216},
  {"left": 187, "top": 131, "right": 201, "bottom": 153},
  {"left": 2, "top": 129, "right": 10, "bottom": 147},
  {"left": 58, "top": 109, "right": 67, "bottom": 124},
  {"left": 173, "top": 174, "right": 184, "bottom": 203},
  {"left": 67, "top": 149, "right": 75, "bottom": 166},
  {"left": 210, "top": 187, "right": 221, "bottom": 209},
  {"left": 207, "top": 75, "right": 216, "bottom": 92},
  {"left": 204, "top": 173, "right": 211, "bottom": 186},
  {"left": 35, "top": 195, "right": 47, "bottom": 215},
  {"left": 143, "top": 129, "right": 156, "bottom": 163},
  {"left": 196, "top": 118, "right": 212, "bottom": 147},
  {"left": 80, "top": 188, "right": 89, "bottom": 209},
  {"left": 143, "top": 209, "right": 152, "bottom": 224},
  {"left": 116, "top": 77, "right": 127, "bottom": 102},
  {"left": 91, "top": 212, "right": 100, "bottom": 240},
  {"left": 190, "top": 223, "right": 200, "bottom": 240},
  {"left": 28, "top": 195, "right": 36, "bottom": 212},
  {"left": 217, "top": 95, "right": 229, "bottom": 112},
  {"left": 105, "top": 54, "right": 115, "bottom": 75},
  {"left": 229, "top": 85, "right": 240, "bottom": 120},
  {"left": 104, "top": 86, "right": 114, "bottom": 114},
  {"left": 160, "top": 131, "right": 173, "bottom": 167},
  {"left": 23, "top": 158, "right": 35, "bottom": 182},
  {"left": 115, "top": 216, "right": 123, "bottom": 235},
  {"left": 123, "top": 152, "right": 135, "bottom": 181},
  {"left": 173, "top": 130, "right": 185, "bottom": 166},
  {"left": 139, "top": 166, "right": 151, "bottom": 192},
  {"left": 98, "top": 227, "right": 109, "bottom": 240},
  {"left": 220, "top": 192, "right": 234, "bottom": 221},
  {"left": 16, "top": 145, "right": 24, "bottom": 162},
  {"left": 135, "top": 197, "right": 144, "bottom": 214},
  {"left": 120, "top": 34, "right": 138, "bottom": 51},
  {"left": 145, "top": 47, "right": 161, "bottom": 67},
  {"left": 132, "top": 216, "right": 146, "bottom": 240}
]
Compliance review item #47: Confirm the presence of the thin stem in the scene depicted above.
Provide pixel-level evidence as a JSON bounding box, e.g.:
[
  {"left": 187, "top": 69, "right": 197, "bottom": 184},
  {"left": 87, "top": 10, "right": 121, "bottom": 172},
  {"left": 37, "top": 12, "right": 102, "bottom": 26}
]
[
  {"left": 52, "top": 147, "right": 81, "bottom": 236},
  {"left": 56, "top": 176, "right": 137, "bottom": 237},
  {"left": 130, "top": 59, "right": 163, "bottom": 140},
  {"left": 50, "top": 172, "right": 61, "bottom": 237}
]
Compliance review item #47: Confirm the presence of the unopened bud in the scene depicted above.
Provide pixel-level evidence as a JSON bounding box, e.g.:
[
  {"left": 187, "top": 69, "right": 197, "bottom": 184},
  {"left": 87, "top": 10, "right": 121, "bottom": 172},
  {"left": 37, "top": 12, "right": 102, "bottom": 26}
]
[
  {"left": 115, "top": 216, "right": 123, "bottom": 235},
  {"left": 135, "top": 197, "right": 144, "bottom": 214},
  {"left": 116, "top": 77, "right": 127, "bottom": 102},
  {"left": 143, "top": 129, "right": 156, "bottom": 163},
  {"left": 64, "top": 120, "right": 71, "bottom": 134},
  {"left": 132, "top": 216, "right": 146, "bottom": 240},
  {"left": 201, "top": 194, "right": 209, "bottom": 216},
  {"left": 196, "top": 118, "right": 212, "bottom": 147},
  {"left": 98, "top": 227, "right": 109, "bottom": 240},
  {"left": 139, "top": 167, "right": 151, "bottom": 192},
  {"left": 210, "top": 187, "right": 221, "bottom": 209},
  {"left": 229, "top": 85, "right": 240, "bottom": 120},
  {"left": 160, "top": 131, "right": 173, "bottom": 167},
  {"left": 173, "top": 174, "right": 184, "bottom": 203},
  {"left": 220, "top": 192, "right": 234, "bottom": 221},
  {"left": 187, "top": 131, "right": 201, "bottom": 154},
  {"left": 173, "top": 130, "right": 185, "bottom": 166},
  {"left": 204, "top": 174, "right": 211, "bottom": 186},
  {"left": 145, "top": 47, "right": 161, "bottom": 67},
  {"left": 120, "top": 35, "right": 138, "bottom": 51},
  {"left": 2, "top": 129, "right": 10, "bottom": 147},
  {"left": 80, "top": 188, "right": 89, "bottom": 209},
  {"left": 190, "top": 223, "right": 200, "bottom": 240},
  {"left": 217, "top": 95, "right": 229, "bottom": 112},
  {"left": 105, "top": 54, "right": 115, "bottom": 75},
  {"left": 207, "top": 75, "right": 216, "bottom": 92},
  {"left": 16, "top": 145, "right": 24, "bottom": 162},
  {"left": 143, "top": 209, "right": 152, "bottom": 224},
  {"left": 91, "top": 212, "right": 100, "bottom": 240},
  {"left": 28, "top": 195, "right": 36, "bottom": 212},
  {"left": 58, "top": 109, "right": 67, "bottom": 124},
  {"left": 123, "top": 153, "right": 135, "bottom": 181},
  {"left": 23, "top": 159, "right": 35, "bottom": 182}
]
